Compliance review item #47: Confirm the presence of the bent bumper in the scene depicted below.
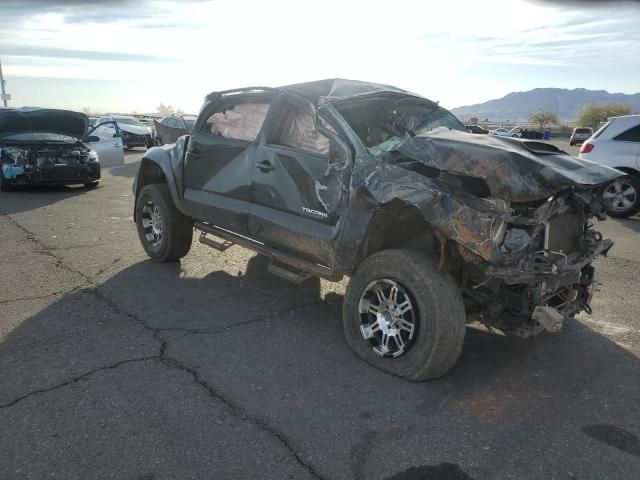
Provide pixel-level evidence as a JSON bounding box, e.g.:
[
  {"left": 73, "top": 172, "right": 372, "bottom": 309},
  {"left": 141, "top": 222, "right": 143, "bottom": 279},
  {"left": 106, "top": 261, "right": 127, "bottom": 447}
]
[{"left": 4, "top": 164, "right": 101, "bottom": 186}]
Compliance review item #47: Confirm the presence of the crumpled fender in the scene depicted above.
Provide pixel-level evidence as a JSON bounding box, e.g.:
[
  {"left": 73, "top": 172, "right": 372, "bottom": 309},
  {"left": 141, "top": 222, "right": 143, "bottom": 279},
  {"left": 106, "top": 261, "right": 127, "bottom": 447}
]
[
  {"left": 133, "top": 135, "right": 189, "bottom": 217},
  {"left": 334, "top": 160, "right": 505, "bottom": 273}
]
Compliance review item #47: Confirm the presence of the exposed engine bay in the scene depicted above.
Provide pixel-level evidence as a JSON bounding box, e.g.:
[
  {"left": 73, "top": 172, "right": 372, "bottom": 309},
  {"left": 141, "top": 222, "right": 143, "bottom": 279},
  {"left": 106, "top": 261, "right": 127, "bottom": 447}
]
[
  {"left": 1, "top": 142, "right": 100, "bottom": 185},
  {"left": 453, "top": 187, "right": 611, "bottom": 338}
]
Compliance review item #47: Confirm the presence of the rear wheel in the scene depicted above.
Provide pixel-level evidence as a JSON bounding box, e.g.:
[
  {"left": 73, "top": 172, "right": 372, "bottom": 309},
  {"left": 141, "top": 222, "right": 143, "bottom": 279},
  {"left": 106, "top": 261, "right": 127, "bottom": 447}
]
[
  {"left": 343, "top": 249, "right": 466, "bottom": 381},
  {"left": 135, "top": 183, "right": 193, "bottom": 261},
  {"left": 603, "top": 177, "right": 640, "bottom": 218}
]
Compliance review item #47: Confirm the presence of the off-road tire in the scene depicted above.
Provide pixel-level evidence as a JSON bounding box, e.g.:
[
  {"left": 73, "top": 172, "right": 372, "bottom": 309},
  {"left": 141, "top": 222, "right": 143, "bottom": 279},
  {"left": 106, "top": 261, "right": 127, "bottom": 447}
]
[
  {"left": 605, "top": 176, "right": 640, "bottom": 218},
  {"left": 343, "top": 249, "right": 466, "bottom": 381},
  {"left": 135, "top": 183, "right": 193, "bottom": 261}
]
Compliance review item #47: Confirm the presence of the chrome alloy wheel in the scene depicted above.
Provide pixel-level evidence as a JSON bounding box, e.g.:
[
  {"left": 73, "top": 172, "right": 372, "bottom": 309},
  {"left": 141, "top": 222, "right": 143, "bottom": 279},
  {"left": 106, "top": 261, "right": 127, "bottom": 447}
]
[
  {"left": 603, "top": 179, "right": 637, "bottom": 213},
  {"left": 141, "top": 200, "right": 164, "bottom": 247},
  {"left": 358, "top": 279, "right": 417, "bottom": 358}
]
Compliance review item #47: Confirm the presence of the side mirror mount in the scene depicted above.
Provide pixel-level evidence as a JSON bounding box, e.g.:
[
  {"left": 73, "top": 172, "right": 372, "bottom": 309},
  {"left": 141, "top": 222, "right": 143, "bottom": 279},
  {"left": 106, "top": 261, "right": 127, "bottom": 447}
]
[{"left": 85, "top": 135, "right": 101, "bottom": 143}]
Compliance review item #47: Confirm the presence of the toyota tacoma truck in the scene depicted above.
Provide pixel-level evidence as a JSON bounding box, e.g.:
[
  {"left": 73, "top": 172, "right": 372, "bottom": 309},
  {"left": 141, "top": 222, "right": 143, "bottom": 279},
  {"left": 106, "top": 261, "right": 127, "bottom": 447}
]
[{"left": 133, "top": 79, "right": 623, "bottom": 381}]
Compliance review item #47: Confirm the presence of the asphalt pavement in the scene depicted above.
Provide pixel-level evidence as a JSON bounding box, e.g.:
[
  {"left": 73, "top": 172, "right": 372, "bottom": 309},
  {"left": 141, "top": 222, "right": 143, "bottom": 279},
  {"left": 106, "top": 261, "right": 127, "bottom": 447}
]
[{"left": 1, "top": 145, "right": 639, "bottom": 480}]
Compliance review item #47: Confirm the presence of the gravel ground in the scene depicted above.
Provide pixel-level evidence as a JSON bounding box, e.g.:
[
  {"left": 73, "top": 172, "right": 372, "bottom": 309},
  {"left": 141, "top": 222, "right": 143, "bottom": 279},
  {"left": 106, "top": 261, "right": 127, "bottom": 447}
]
[{"left": 1, "top": 145, "right": 639, "bottom": 480}]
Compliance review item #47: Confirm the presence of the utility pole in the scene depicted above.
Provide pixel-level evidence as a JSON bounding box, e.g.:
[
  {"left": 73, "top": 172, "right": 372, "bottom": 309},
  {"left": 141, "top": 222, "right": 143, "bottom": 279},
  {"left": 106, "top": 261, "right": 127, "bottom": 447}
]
[{"left": 0, "top": 59, "right": 9, "bottom": 107}]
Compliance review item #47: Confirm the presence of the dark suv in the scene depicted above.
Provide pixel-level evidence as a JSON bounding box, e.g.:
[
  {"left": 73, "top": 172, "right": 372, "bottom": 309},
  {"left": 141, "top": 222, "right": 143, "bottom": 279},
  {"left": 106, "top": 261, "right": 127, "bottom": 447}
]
[{"left": 133, "top": 79, "right": 623, "bottom": 381}]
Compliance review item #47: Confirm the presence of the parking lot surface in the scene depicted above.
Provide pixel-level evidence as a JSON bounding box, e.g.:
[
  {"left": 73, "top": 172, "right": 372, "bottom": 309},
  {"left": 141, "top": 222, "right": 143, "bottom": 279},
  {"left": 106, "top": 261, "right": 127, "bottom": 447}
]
[{"left": 1, "top": 144, "right": 639, "bottom": 480}]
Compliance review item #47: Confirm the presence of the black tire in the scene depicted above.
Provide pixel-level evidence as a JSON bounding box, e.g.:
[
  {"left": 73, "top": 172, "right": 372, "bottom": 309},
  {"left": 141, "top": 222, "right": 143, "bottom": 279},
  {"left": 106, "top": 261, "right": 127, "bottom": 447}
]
[
  {"left": 135, "top": 183, "right": 193, "bottom": 261},
  {"left": 604, "top": 177, "right": 640, "bottom": 218},
  {"left": 0, "top": 170, "right": 14, "bottom": 192},
  {"left": 343, "top": 249, "right": 466, "bottom": 381},
  {"left": 84, "top": 180, "right": 100, "bottom": 188}
]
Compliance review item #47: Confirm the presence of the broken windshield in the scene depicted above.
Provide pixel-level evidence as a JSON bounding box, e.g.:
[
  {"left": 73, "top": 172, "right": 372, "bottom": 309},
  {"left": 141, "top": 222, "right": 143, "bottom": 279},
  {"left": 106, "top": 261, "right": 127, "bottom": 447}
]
[{"left": 335, "top": 96, "right": 466, "bottom": 155}]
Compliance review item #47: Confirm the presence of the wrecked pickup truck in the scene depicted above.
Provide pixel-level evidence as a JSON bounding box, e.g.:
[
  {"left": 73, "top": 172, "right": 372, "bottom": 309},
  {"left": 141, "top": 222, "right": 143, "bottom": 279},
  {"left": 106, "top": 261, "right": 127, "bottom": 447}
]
[{"left": 133, "top": 79, "right": 624, "bottom": 381}]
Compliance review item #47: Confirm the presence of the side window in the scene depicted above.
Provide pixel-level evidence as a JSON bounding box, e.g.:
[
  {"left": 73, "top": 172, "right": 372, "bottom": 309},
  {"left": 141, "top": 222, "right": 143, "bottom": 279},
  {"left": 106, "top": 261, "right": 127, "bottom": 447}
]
[
  {"left": 269, "top": 100, "right": 329, "bottom": 155},
  {"left": 613, "top": 124, "right": 640, "bottom": 143},
  {"left": 205, "top": 102, "right": 270, "bottom": 142}
]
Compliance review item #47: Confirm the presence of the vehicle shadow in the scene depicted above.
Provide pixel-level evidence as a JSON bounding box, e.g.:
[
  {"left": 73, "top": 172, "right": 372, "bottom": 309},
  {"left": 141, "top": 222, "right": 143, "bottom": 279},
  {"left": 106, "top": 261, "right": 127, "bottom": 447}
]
[
  {"left": 0, "top": 184, "right": 94, "bottom": 215},
  {"left": 1, "top": 253, "right": 639, "bottom": 479},
  {"left": 106, "top": 160, "right": 141, "bottom": 179},
  {"left": 616, "top": 215, "right": 640, "bottom": 232}
]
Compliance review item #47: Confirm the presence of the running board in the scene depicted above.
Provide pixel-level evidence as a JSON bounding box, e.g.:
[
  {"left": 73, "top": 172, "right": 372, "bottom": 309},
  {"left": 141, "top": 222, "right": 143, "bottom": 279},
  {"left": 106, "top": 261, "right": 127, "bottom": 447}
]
[
  {"left": 198, "top": 231, "right": 234, "bottom": 251},
  {"left": 267, "top": 257, "right": 313, "bottom": 284},
  {"left": 193, "top": 222, "right": 342, "bottom": 282}
]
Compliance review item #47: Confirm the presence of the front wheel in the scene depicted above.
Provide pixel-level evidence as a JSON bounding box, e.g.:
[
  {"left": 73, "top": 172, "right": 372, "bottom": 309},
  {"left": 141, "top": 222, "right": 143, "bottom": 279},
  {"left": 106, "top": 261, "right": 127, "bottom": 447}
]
[
  {"left": 343, "top": 249, "right": 466, "bottom": 381},
  {"left": 135, "top": 183, "right": 193, "bottom": 261},
  {"left": 603, "top": 177, "right": 640, "bottom": 218}
]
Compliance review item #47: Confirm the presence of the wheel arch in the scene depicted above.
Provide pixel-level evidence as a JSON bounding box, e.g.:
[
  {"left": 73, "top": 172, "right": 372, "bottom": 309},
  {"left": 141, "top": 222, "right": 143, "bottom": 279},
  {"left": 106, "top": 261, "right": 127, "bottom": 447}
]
[
  {"left": 350, "top": 202, "right": 444, "bottom": 272},
  {"left": 613, "top": 166, "right": 640, "bottom": 179},
  {"left": 133, "top": 145, "right": 186, "bottom": 221}
]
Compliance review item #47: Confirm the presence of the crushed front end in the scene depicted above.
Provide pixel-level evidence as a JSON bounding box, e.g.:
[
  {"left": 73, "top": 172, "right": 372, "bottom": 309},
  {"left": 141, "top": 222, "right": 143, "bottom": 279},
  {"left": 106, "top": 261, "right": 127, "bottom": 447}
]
[
  {"left": 0, "top": 143, "right": 100, "bottom": 186},
  {"left": 458, "top": 187, "right": 613, "bottom": 337}
]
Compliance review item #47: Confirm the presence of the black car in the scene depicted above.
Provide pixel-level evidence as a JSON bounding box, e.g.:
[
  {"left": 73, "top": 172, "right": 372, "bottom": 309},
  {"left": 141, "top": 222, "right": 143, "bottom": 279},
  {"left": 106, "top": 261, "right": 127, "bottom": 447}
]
[
  {"left": 466, "top": 124, "right": 489, "bottom": 134},
  {"left": 132, "top": 79, "right": 623, "bottom": 381},
  {"left": 0, "top": 108, "right": 106, "bottom": 191}
]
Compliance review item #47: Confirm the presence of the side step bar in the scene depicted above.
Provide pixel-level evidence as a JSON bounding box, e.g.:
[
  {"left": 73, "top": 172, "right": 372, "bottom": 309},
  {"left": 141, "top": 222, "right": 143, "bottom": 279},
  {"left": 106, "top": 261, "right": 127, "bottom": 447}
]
[
  {"left": 198, "top": 231, "right": 234, "bottom": 251},
  {"left": 194, "top": 222, "right": 343, "bottom": 283}
]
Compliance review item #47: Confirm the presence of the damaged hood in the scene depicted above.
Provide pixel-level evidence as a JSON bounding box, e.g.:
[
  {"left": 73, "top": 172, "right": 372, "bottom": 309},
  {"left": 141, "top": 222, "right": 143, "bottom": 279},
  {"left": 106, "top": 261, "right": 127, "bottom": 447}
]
[
  {"left": 384, "top": 129, "right": 624, "bottom": 202},
  {"left": 0, "top": 107, "right": 88, "bottom": 140},
  {"left": 118, "top": 123, "right": 150, "bottom": 135}
]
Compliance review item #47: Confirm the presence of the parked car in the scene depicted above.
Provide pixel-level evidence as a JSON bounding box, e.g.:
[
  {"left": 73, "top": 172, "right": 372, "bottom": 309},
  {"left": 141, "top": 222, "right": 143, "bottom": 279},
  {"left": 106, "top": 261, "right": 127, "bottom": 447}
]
[
  {"left": 137, "top": 117, "right": 157, "bottom": 143},
  {"left": 513, "top": 127, "right": 544, "bottom": 139},
  {"left": 0, "top": 108, "right": 124, "bottom": 191},
  {"left": 490, "top": 127, "right": 521, "bottom": 137},
  {"left": 466, "top": 125, "right": 489, "bottom": 134},
  {"left": 570, "top": 127, "right": 593, "bottom": 146},
  {"left": 133, "top": 79, "right": 622, "bottom": 381},
  {"left": 154, "top": 115, "right": 197, "bottom": 145},
  {"left": 97, "top": 115, "right": 153, "bottom": 150},
  {"left": 579, "top": 115, "right": 640, "bottom": 217}
]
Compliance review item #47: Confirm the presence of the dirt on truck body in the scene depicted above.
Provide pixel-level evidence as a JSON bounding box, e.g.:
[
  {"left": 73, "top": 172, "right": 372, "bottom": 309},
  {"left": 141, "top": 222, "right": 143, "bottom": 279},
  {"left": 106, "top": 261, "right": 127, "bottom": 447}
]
[{"left": 132, "top": 79, "right": 624, "bottom": 381}]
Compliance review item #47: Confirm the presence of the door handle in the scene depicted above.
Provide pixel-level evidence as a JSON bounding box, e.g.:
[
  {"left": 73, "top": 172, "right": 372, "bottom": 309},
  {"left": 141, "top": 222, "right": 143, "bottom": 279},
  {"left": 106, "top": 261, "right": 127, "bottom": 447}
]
[{"left": 255, "top": 160, "right": 275, "bottom": 172}]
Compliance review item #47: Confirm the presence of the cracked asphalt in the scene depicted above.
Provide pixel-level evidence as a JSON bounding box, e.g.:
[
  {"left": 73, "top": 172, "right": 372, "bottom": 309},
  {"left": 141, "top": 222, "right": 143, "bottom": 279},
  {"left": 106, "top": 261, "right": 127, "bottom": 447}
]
[{"left": 1, "top": 147, "right": 639, "bottom": 480}]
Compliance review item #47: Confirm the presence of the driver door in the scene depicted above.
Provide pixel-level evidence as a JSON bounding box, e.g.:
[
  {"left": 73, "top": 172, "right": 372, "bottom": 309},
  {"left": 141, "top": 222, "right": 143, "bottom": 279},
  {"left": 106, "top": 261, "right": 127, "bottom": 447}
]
[
  {"left": 249, "top": 93, "right": 352, "bottom": 266},
  {"left": 84, "top": 121, "right": 124, "bottom": 167}
]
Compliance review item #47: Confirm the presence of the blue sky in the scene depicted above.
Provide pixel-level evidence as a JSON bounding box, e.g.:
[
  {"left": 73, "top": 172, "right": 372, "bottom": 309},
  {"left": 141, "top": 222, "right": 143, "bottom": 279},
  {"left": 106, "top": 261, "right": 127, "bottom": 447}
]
[{"left": 2, "top": 0, "right": 639, "bottom": 114}]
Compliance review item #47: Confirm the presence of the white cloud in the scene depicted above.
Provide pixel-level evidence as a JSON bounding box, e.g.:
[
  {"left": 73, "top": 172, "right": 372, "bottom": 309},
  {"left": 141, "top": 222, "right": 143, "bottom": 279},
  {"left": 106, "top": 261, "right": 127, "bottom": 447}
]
[{"left": 2, "top": 0, "right": 639, "bottom": 111}]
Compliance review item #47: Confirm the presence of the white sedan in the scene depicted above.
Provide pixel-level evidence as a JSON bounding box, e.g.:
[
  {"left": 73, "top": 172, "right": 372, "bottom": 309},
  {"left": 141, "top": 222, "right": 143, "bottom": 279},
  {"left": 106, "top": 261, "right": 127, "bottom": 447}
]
[{"left": 490, "top": 127, "right": 521, "bottom": 138}]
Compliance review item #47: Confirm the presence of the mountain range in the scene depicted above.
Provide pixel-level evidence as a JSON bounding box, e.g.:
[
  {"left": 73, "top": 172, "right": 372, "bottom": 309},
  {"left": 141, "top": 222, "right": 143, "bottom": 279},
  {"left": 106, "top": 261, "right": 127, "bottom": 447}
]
[{"left": 451, "top": 88, "right": 640, "bottom": 122}]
